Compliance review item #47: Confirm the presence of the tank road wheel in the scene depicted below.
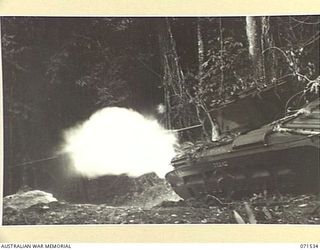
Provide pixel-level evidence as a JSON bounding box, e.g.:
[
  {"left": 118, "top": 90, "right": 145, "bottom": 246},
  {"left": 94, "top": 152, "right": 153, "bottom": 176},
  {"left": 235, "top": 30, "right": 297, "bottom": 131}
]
[
  {"left": 274, "top": 168, "right": 298, "bottom": 192},
  {"left": 215, "top": 169, "right": 235, "bottom": 199}
]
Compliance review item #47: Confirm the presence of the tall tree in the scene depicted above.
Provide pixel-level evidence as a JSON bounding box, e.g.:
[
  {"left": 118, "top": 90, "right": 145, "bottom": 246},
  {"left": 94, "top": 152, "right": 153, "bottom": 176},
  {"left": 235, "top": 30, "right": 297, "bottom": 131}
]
[
  {"left": 261, "top": 16, "right": 278, "bottom": 85},
  {"left": 196, "top": 18, "right": 220, "bottom": 141},
  {"left": 246, "top": 16, "right": 265, "bottom": 86}
]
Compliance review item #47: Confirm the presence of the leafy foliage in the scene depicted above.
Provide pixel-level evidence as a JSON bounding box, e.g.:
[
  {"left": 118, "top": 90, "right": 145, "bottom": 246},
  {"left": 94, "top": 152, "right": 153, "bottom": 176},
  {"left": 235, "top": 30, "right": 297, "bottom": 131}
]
[
  {"left": 2, "top": 16, "right": 319, "bottom": 194},
  {"left": 162, "top": 16, "right": 319, "bottom": 142}
]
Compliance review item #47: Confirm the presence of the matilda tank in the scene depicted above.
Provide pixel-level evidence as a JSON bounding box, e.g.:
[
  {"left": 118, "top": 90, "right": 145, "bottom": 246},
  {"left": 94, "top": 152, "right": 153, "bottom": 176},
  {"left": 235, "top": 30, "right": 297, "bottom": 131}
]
[{"left": 165, "top": 98, "right": 320, "bottom": 199}]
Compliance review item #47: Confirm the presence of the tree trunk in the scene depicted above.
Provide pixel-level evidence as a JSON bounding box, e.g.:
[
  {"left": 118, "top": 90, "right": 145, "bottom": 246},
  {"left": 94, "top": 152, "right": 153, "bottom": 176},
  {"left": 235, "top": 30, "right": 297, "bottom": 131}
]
[
  {"left": 159, "top": 18, "right": 220, "bottom": 141},
  {"left": 196, "top": 18, "right": 209, "bottom": 140},
  {"left": 158, "top": 18, "right": 190, "bottom": 132},
  {"left": 158, "top": 18, "right": 173, "bottom": 130},
  {"left": 261, "top": 16, "right": 278, "bottom": 85},
  {"left": 197, "top": 18, "right": 205, "bottom": 82},
  {"left": 246, "top": 16, "right": 265, "bottom": 86},
  {"left": 219, "top": 17, "right": 225, "bottom": 96},
  {"left": 197, "top": 18, "right": 220, "bottom": 141}
]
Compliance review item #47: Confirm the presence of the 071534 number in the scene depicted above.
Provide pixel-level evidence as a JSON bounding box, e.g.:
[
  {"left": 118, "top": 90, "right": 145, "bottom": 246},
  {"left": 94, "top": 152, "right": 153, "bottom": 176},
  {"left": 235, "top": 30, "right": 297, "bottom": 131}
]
[{"left": 300, "top": 244, "right": 319, "bottom": 249}]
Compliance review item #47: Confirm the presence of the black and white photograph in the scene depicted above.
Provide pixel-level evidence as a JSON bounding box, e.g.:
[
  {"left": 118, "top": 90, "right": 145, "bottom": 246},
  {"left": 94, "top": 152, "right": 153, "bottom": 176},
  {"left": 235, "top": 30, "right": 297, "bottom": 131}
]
[{"left": 1, "top": 16, "right": 320, "bottom": 225}]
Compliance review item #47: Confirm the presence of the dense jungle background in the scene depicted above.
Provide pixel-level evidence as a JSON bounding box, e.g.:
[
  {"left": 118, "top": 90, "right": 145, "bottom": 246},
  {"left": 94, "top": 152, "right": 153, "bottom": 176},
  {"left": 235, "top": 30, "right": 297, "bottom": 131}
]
[{"left": 2, "top": 16, "right": 320, "bottom": 225}]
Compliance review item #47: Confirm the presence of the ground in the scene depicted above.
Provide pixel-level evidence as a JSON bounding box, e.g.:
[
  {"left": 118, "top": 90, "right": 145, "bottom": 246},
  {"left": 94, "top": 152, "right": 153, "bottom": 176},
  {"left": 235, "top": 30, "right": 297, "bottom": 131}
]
[{"left": 3, "top": 180, "right": 320, "bottom": 225}]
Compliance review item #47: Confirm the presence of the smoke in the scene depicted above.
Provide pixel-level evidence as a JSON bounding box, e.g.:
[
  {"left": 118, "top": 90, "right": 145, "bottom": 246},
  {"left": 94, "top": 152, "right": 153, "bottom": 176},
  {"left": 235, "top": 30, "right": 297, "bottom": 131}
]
[{"left": 63, "top": 107, "right": 177, "bottom": 178}]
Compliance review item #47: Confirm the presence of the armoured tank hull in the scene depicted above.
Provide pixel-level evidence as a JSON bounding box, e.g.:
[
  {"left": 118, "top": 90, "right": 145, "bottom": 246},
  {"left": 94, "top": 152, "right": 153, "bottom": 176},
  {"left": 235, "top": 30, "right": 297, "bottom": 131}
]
[{"left": 165, "top": 99, "right": 320, "bottom": 199}]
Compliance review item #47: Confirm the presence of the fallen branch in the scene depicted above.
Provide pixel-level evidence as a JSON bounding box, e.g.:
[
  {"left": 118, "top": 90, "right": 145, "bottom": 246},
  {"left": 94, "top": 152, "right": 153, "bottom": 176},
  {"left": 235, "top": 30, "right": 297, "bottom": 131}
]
[
  {"left": 206, "top": 194, "right": 230, "bottom": 206},
  {"left": 170, "top": 124, "right": 202, "bottom": 133},
  {"left": 252, "top": 202, "right": 289, "bottom": 207},
  {"left": 233, "top": 210, "right": 245, "bottom": 224},
  {"left": 245, "top": 202, "right": 257, "bottom": 224}
]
